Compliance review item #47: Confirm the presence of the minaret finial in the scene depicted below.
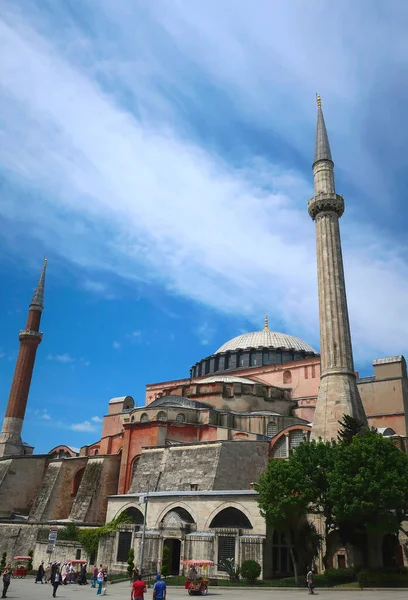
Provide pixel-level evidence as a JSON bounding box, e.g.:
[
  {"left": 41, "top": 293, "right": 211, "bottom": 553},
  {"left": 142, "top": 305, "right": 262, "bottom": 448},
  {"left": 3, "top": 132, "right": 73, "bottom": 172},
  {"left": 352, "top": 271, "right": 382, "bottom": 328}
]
[
  {"left": 264, "top": 314, "right": 269, "bottom": 331},
  {"left": 313, "top": 95, "right": 332, "bottom": 164},
  {"left": 30, "top": 258, "right": 47, "bottom": 309}
]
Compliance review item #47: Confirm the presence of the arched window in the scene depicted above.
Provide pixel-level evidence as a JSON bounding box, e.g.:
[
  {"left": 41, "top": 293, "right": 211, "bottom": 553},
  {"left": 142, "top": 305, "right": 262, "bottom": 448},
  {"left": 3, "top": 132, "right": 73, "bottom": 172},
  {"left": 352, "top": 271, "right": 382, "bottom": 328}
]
[
  {"left": 176, "top": 413, "right": 186, "bottom": 424},
  {"left": 209, "top": 507, "right": 252, "bottom": 529},
  {"left": 94, "top": 449, "right": 99, "bottom": 455},
  {"left": 267, "top": 421, "right": 278, "bottom": 437},
  {"left": 157, "top": 411, "right": 167, "bottom": 422},
  {"left": 283, "top": 370, "right": 292, "bottom": 384},
  {"left": 289, "top": 430, "right": 305, "bottom": 450},
  {"left": 262, "top": 351, "right": 269, "bottom": 366},
  {"left": 130, "top": 415, "right": 135, "bottom": 422},
  {"left": 224, "top": 354, "right": 230, "bottom": 369},
  {"left": 250, "top": 352, "right": 257, "bottom": 367},
  {"left": 140, "top": 413, "right": 149, "bottom": 423},
  {"left": 71, "top": 467, "right": 85, "bottom": 496},
  {"left": 118, "top": 506, "right": 144, "bottom": 524},
  {"left": 273, "top": 436, "right": 287, "bottom": 458}
]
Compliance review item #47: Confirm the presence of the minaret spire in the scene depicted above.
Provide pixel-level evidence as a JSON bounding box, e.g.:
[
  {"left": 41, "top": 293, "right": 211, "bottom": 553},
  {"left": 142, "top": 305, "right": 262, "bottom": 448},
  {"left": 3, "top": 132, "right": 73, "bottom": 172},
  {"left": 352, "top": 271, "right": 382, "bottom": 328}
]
[
  {"left": 264, "top": 314, "right": 269, "bottom": 331},
  {"left": 0, "top": 260, "right": 47, "bottom": 457},
  {"left": 314, "top": 94, "right": 332, "bottom": 164},
  {"left": 308, "top": 98, "right": 367, "bottom": 441},
  {"left": 30, "top": 257, "right": 47, "bottom": 310}
]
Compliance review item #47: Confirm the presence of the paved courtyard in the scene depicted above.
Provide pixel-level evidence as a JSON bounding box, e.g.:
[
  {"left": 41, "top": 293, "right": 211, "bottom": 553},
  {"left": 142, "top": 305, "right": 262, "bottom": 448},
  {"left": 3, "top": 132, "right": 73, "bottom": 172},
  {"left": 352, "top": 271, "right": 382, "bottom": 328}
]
[{"left": 3, "top": 579, "right": 408, "bottom": 600}]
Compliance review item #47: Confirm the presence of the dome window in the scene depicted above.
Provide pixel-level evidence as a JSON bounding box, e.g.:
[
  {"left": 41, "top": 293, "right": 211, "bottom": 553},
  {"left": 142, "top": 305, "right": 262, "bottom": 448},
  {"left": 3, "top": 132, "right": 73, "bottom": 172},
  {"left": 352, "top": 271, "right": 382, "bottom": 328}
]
[
  {"left": 267, "top": 421, "right": 277, "bottom": 437},
  {"left": 157, "top": 411, "right": 167, "bottom": 422},
  {"left": 176, "top": 413, "right": 186, "bottom": 424},
  {"left": 140, "top": 413, "right": 149, "bottom": 423},
  {"left": 250, "top": 351, "right": 257, "bottom": 367}
]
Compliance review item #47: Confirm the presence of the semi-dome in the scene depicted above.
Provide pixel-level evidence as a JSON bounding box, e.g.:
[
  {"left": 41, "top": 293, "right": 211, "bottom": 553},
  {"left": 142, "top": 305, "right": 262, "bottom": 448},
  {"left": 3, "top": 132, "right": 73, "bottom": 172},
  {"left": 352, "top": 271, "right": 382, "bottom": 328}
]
[{"left": 216, "top": 330, "right": 316, "bottom": 354}]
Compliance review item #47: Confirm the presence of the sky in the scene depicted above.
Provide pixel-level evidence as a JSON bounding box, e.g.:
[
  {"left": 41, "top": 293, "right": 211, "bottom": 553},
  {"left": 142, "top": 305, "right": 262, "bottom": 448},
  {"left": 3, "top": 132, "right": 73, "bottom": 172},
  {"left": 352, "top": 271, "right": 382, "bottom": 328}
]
[{"left": 0, "top": 0, "right": 407, "bottom": 453}]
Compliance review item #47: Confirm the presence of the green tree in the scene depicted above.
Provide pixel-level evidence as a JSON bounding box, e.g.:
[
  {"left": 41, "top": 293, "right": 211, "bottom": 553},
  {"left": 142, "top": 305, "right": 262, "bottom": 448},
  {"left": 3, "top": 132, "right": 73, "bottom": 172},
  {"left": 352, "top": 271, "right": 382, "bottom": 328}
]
[
  {"left": 256, "top": 457, "right": 310, "bottom": 583},
  {"left": 161, "top": 545, "right": 170, "bottom": 578},
  {"left": 28, "top": 549, "right": 33, "bottom": 572},
  {"left": 0, "top": 552, "right": 6, "bottom": 571},
  {"left": 289, "top": 439, "right": 335, "bottom": 569},
  {"left": 328, "top": 429, "right": 408, "bottom": 568},
  {"left": 241, "top": 560, "right": 261, "bottom": 584},
  {"left": 337, "top": 415, "right": 366, "bottom": 444},
  {"left": 127, "top": 548, "right": 135, "bottom": 579}
]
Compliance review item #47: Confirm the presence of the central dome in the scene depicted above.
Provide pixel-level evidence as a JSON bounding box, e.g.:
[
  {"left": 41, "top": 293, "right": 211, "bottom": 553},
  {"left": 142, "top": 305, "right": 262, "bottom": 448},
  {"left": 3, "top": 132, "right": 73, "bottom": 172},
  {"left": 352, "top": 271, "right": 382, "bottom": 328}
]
[{"left": 216, "top": 329, "right": 316, "bottom": 354}]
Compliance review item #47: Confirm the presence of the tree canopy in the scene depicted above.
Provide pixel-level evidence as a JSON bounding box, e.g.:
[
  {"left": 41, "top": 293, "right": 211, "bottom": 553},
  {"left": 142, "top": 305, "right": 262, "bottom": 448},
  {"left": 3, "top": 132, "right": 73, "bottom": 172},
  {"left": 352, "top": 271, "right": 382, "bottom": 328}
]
[{"left": 256, "top": 427, "right": 408, "bottom": 570}]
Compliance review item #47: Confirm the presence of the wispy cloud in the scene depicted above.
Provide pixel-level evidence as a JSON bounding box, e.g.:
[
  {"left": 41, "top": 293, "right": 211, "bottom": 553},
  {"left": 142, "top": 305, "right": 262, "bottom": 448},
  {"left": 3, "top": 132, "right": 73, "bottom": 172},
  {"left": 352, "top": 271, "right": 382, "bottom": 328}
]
[
  {"left": 71, "top": 420, "right": 96, "bottom": 433},
  {"left": 41, "top": 410, "right": 51, "bottom": 420},
  {"left": 0, "top": 1, "right": 407, "bottom": 364},
  {"left": 196, "top": 322, "right": 215, "bottom": 346},
  {"left": 0, "top": 350, "right": 5, "bottom": 359},
  {"left": 91, "top": 416, "right": 103, "bottom": 423},
  {"left": 47, "top": 353, "right": 75, "bottom": 364},
  {"left": 113, "top": 341, "right": 121, "bottom": 350}
]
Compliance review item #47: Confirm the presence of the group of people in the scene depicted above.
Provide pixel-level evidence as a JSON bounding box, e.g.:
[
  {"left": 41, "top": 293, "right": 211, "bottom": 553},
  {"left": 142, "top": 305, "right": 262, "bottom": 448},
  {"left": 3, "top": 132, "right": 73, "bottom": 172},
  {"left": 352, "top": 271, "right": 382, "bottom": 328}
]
[
  {"left": 131, "top": 573, "right": 166, "bottom": 600},
  {"left": 34, "top": 560, "right": 108, "bottom": 596}
]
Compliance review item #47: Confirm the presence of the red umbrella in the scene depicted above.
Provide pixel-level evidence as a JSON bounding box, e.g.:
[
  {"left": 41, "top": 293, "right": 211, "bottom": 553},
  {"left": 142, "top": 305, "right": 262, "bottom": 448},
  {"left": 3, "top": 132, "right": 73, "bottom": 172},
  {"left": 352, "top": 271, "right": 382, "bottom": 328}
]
[
  {"left": 69, "top": 560, "right": 87, "bottom": 564},
  {"left": 13, "top": 556, "right": 31, "bottom": 560},
  {"left": 181, "top": 560, "right": 214, "bottom": 566}
]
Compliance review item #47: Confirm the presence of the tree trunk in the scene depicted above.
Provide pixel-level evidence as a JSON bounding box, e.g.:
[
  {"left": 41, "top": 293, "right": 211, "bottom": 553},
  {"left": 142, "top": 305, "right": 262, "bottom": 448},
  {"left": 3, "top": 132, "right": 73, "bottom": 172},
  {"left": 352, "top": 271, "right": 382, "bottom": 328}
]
[{"left": 367, "top": 532, "right": 383, "bottom": 569}]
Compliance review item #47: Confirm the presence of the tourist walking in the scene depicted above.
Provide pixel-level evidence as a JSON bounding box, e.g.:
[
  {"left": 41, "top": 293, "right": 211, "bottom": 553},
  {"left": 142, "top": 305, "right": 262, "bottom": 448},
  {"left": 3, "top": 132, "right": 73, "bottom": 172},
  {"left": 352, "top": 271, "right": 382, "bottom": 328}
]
[
  {"left": 96, "top": 568, "right": 104, "bottom": 595},
  {"left": 306, "top": 566, "right": 315, "bottom": 595},
  {"left": 131, "top": 574, "right": 146, "bottom": 600},
  {"left": 132, "top": 564, "right": 139, "bottom": 582},
  {"left": 45, "top": 562, "right": 52, "bottom": 583},
  {"left": 91, "top": 564, "right": 98, "bottom": 588},
  {"left": 52, "top": 565, "right": 62, "bottom": 598},
  {"left": 35, "top": 560, "right": 45, "bottom": 583},
  {"left": 152, "top": 574, "right": 166, "bottom": 600},
  {"left": 78, "top": 562, "right": 88, "bottom": 585},
  {"left": 1, "top": 564, "right": 12, "bottom": 599}
]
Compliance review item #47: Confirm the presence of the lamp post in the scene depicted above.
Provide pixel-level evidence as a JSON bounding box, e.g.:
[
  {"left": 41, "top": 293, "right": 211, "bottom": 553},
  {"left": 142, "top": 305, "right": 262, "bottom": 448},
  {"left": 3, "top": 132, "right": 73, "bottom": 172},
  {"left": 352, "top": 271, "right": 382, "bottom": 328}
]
[{"left": 138, "top": 488, "right": 149, "bottom": 575}]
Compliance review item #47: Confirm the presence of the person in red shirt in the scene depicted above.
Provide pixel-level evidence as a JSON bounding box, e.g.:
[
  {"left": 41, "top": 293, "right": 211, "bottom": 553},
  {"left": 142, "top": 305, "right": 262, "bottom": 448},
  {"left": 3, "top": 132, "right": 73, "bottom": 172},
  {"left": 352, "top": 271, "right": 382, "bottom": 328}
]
[{"left": 131, "top": 575, "right": 147, "bottom": 600}]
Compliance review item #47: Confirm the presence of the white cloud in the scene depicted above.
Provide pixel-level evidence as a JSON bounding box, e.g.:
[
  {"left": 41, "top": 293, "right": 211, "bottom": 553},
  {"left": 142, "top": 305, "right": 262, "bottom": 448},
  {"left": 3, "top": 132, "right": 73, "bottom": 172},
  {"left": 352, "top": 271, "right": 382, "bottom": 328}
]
[
  {"left": 71, "top": 420, "right": 96, "bottom": 432},
  {"left": 128, "top": 331, "right": 142, "bottom": 340},
  {"left": 0, "top": 3, "right": 407, "bottom": 365},
  {"left": 47, "top": 353, "right": 75, "bottom": 364},
  {"left": 81, "top": 279, "right": 107, "bottom": 294},
  {"left": 113, "top": 341, "right": 121, "bottom": 350},
  {"left": 196, "top": 322, "right": 214, "bottom": 346},
  {"left": 91, "top": 416, "right": 103, "bottom": 423},
  {"left": 80, "top": 358, "right": 91, "bottom": 367},
  {"left": 41, "top": 411, "right": 51, "bottom": 420}
]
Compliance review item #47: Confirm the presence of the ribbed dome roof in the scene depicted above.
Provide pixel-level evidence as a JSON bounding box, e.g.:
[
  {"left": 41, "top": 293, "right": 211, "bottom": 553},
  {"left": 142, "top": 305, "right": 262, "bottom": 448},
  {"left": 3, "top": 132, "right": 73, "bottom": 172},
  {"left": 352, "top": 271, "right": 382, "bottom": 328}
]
[{"left": 216, "top": 330, "right": 316, "bottom": 354}]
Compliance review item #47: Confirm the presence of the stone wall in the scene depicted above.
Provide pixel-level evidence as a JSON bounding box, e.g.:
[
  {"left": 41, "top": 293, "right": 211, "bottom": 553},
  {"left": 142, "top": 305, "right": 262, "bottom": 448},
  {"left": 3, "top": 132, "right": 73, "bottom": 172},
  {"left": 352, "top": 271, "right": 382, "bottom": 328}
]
[
  {"left": 0, "top": 522, "right": 40, "bottom": 559},
  {"left": 130, "top": 441, "right": 269, "bottom": 494},
  {"left": 0, "top": 456, "right": 47, "bottom": 517}
]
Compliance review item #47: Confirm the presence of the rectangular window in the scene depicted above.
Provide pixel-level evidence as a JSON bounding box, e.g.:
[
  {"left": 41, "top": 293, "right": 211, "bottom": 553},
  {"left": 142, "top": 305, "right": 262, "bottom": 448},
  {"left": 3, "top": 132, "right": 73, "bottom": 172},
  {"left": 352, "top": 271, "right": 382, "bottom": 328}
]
[
  {"left": 75, "top": 549, "right": 81, "bottom": 560},
  {"left": 262, "top": 352, "right": 269, "bottom": 366},
  {"left": 304, "top": 366, "right": 308, "bottom": 379},
  {"left": 311, "top": 365, "right": 316, "bottom": 378},
  {"left": 218, "top": 536, "right": 235, "bottom": 569},
  {"left": 116, "top": 531, "right": 132, "bottom": 563}
]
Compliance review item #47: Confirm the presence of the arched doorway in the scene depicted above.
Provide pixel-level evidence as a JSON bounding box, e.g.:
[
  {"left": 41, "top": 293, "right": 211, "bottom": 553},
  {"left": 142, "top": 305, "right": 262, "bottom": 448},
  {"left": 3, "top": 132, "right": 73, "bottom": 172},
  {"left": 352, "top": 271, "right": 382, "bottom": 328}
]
[
  {"left": 118, "top": 506, "right": 144, "bottom": 525},
  {"left": 163, "top": 539, "right": 181, "bottom": 575}
]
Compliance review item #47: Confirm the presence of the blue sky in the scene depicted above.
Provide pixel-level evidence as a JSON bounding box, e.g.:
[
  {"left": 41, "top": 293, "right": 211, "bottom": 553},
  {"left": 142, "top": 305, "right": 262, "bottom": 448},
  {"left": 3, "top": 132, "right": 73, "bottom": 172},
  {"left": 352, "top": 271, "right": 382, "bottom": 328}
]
[{"left": 0, "top": 0, "right": 407, "bottom": 453}]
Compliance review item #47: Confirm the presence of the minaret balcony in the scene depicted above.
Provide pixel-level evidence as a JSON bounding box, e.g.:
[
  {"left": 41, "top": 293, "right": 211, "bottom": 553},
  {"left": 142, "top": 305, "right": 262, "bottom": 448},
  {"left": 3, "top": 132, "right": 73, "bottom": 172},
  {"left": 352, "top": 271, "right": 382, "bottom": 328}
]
[
  {"left": 308, "top": 193, "right": 344, "bottom": 220},
  {"left": 19, "top": 329, "right": 43, "bottom": 342}
]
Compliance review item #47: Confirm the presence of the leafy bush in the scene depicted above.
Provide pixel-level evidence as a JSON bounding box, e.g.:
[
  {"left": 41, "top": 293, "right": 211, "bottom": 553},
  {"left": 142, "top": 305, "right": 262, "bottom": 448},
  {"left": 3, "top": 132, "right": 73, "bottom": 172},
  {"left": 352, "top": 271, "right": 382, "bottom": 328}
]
[
  {"left": 219, "top": 558, "right": 240, "bottom": 582},
  {"left": 27, "top": 549, "right": 33, "bottom": 572},
  {"left": 161, "top": 545, "right": 170, "bottom": 578},
  {"left": 127, "top": 548, "right": 135, "bottom": 579},
  {"left": 241, "top": 560, "right": 261, "bottom": 583},
  {"left": 0, "top": 552, "right": 6, "bottom": 571},
  {"left": 58, "top": 523, "right": 79, "bottom": 541},
  {"left": 358, "top": 570, "right": 408, "bottom": 588},
  {"left": 324, "top": 567, "right": 356, "bottom": 586}
]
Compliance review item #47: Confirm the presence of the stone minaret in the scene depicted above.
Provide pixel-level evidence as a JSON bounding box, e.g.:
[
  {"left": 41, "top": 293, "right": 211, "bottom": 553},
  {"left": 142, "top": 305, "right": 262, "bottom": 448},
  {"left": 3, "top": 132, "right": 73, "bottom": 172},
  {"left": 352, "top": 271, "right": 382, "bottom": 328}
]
[
  {"left": 0, "top": 259, "right": 47, "bottom": 457},
  {"left": 308, "top": 97, "right": 367, "bottom": 440}
]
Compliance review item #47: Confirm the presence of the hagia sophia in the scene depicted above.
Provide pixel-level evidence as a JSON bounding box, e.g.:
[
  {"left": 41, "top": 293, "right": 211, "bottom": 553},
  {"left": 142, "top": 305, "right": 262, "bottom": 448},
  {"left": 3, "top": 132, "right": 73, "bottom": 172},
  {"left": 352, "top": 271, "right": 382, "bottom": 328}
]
[{"left": 0, "top": 99, "right": 407, "bottom": 578}]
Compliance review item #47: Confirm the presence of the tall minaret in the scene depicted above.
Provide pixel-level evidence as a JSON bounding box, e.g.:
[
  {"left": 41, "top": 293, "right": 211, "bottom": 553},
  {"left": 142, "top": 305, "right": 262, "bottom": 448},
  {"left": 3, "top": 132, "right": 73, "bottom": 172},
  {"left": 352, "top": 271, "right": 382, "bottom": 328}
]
[
  {"left": 308, "top": 97, "right": 367, "bottom": 441},
  {"left": 0, "top": 259, "right": 47, "bottom": 457}
]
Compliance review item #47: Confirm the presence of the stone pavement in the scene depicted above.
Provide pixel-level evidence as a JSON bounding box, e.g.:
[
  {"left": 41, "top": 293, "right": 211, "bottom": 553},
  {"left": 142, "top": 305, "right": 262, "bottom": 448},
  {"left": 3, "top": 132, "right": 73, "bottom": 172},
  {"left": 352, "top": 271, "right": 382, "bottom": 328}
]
[{"left": 4, "top": 579, "right": 408, "bottom": 600}]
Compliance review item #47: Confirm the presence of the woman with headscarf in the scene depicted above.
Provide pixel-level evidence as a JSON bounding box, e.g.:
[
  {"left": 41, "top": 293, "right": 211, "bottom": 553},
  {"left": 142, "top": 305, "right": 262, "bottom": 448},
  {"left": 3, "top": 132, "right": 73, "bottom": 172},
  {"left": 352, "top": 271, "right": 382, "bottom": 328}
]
[{"left": 35, "top": 561, "right": 45, "bottom": 583}]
